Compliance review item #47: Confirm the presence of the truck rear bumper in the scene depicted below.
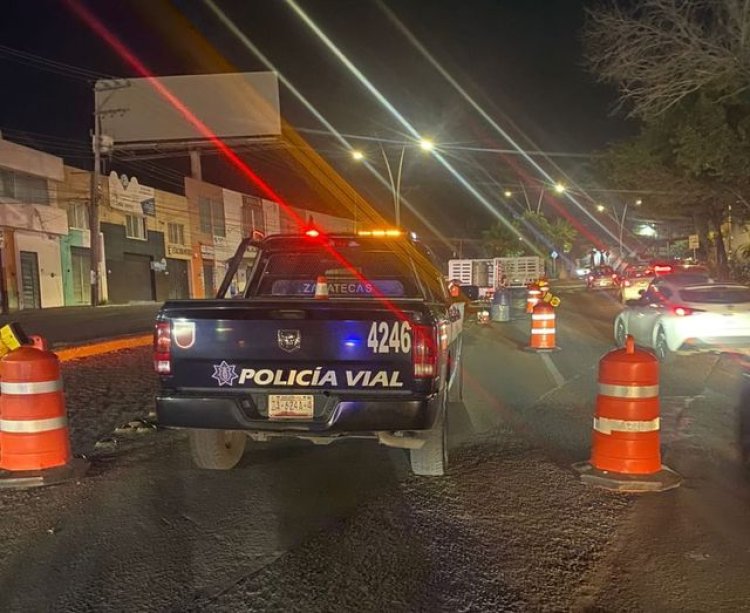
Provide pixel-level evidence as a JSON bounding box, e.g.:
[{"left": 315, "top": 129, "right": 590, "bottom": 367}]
[{"left": 156, "top": 393, "right": 441, "bottom": 433}]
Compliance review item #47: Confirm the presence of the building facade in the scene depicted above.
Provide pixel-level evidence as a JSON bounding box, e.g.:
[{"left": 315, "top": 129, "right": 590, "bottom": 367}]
[{"left": 0, "top": 137, "right": 68, "bottom": 311}]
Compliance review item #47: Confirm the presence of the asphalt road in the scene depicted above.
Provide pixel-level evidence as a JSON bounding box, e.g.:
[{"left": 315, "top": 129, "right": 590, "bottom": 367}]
[
  {"left": 0, "top": 303, "right": 161, "bottom": 347},
  {"left": 1, "top": 287, "right": 749, "bottom": 611}
]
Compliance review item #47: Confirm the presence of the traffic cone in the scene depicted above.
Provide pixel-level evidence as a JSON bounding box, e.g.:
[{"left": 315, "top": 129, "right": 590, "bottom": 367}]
[
  {"left": 314, "top": 275, "right": 329, "bottom": 299},
  {"left": 524, "top": 302, "right": 560, "bottom": 352},
  {"left": 573, "top": 335, "right": 681, "bottom": 492},
  {"left": 0, "top": 344, "right": 88, "bottom": 489}
]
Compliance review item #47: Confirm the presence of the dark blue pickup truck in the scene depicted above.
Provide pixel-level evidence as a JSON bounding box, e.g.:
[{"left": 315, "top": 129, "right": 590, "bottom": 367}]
[{"left": 154, "top": 231, "right": 463, "bottom": 476}]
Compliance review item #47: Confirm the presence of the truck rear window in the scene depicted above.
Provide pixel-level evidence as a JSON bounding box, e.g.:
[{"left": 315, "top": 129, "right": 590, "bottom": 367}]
[{"left": 255, "top": 250, "right": 422, "bottom": 298}]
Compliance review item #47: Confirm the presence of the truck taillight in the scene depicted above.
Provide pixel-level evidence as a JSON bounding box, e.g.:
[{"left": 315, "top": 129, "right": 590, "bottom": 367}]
[
  {"left": 154, "top": 321, "right": 171, "bottom": 374},
  {"left": 412, "top": 324, "right": 437, "bottom": 378}
]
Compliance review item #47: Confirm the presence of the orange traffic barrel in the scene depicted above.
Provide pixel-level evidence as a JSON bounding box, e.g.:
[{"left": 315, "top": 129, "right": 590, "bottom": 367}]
[
  {"left": 0, "top": 346, "right": 70, "bottom": 471},
  {"left": 573, "top": 335, "right": 681, "bottom": 492},
  {"left": 592, "top": 335, "right": 660, "bottom": 474},
  {"left": 314, "top": 275, "right": 329, "bottom": 299},
  {"left": 526, "top": 284, "right": 541, "bottom": 314},
  {"left": 525, "top": 302, "right": 559, "bottom": 352}
]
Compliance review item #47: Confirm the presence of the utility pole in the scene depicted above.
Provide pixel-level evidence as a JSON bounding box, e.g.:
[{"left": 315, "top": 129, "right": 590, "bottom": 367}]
[
  {"left": 89, "top": 113, "right": 102, "bottom": 306},
  {"left": 90, "top": 79, "right": 129, "bottom": 307}
]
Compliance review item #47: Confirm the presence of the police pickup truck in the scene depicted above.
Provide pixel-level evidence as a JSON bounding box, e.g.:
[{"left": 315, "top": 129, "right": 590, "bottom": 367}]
[{"left": 154, "top": 230, "right": 463, "bottom": 476}]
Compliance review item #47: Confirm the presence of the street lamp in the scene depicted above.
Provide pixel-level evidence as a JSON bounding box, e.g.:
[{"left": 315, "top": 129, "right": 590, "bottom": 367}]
[
  {"left": 351, "top": 138, "right": 435, "bottom": 227},
  {"left": 503, "top": 190, "right": 513, "bottom": 198},
  {"left": 554, "top": 182, "right": 566, "bottom": 194},
  {"left": 596, "top": 204, "right": 606, "bottom": 213}
]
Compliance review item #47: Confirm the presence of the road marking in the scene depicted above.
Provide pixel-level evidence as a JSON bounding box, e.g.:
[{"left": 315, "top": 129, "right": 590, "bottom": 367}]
[
  {"left": 540, "top": 353, "right": 565, "bottom": 387},
  {"left": 54, "top": 334, "right": 152, "bottom": 362}
]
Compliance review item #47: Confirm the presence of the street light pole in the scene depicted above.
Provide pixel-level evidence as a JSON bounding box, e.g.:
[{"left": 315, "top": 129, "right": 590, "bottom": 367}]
[
  {"left": 618, "top": 201, "right": 629, "bottom": 259},
  {"left": 380, "top": 144, "right": 406, "bottom": 227},
  {"left": 354, "top": 138, "right": 432, "bottom": 228}
]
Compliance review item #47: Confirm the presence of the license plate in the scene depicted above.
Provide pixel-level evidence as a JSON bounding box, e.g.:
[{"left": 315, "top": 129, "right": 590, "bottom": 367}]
[{"left": 268, "top": 395, "right": 314, "bottom": 419}]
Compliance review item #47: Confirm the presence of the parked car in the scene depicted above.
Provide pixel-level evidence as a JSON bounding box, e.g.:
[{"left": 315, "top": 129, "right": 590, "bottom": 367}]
[{"left": 614, "top": 278, "right": 750, "bottom": 361}]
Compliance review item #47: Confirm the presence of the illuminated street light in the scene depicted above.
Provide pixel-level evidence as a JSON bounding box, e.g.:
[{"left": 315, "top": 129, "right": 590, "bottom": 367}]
[
  {"left": 554, "top": 182, "right": 566, "bottom": 194},
  {"left": 596, "top": 204, "right": 606, "bottom": 212},
  {"left": 635, "top": 198, "right": 643, "bottom": 206},
  {"left": 504, "top": 190, "right": 512, "bottom": 198},
  {"left": 363, "top": 138, "right": 436, "bottom": 227}
]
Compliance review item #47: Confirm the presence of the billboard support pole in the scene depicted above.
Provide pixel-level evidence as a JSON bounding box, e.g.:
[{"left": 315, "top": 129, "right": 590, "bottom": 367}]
[{"left": 189, "top": 150, "right": 203, "bottom": 180}]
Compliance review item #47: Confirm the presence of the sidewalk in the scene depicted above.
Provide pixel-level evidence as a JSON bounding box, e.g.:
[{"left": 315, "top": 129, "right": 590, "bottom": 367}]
[{"left": 0, "top": 303, "right": 161, "bottom": 348}]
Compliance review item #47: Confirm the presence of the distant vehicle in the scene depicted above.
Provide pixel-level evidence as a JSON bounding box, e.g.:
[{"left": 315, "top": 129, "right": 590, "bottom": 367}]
[
  {"left": 614, "top": 279, "right": 750, "bottom": 361},
  {"left": 447, "top": 256, "right": 544, "bottom": 289},
  {"left": 587, "top": 265, "right": 619, "bottom": 292},
  {"left": 620, "top": 264, "right": 653, "bottom": 303},
  {"left": 649, "top": 260, "right": 710, "bottom": 277},
  {"left": 155, "top": 230, "right": 464, "bottom": 476}
]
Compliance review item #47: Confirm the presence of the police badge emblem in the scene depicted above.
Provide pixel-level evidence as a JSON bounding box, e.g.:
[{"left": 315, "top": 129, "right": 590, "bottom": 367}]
[{"left": 278, "top": 329, "right": 301, "bottom": 353}]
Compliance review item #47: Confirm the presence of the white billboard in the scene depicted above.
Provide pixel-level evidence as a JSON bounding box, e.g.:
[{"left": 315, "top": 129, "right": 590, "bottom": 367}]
[
  {"left": 96, "top": 72, "right": 281, "bottom": 145},
  {"left": 108, "top": 172, "right": 156, "bottom": 216}
]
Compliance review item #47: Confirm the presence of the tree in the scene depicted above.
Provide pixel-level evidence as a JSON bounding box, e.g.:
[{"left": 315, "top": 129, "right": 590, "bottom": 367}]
[
  {"left": 584, "top": 0, "right": 750, "bottom": 120},
  {"left": 481, "top": 221, "right": 527, "bottom": 258},
  {"left": 480, "top": 212, "right": 577, "bottom": 258},
  {"left": 585, "top": 0, "right": 750, "bottom": 275}
]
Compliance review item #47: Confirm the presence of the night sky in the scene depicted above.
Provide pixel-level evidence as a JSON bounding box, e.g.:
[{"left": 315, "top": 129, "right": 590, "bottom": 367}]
[{"left": 0, "top": 0, "right": 633, "bottom": 240}]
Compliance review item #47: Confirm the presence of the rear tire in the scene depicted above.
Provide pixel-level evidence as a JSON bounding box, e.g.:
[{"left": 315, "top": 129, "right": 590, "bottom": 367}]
[
  {"left": 189, "top": 429, "right": 247, "bottom": 470},
  {"left": 615, "top": 320, "right": 627, "bottom": 347},
  {"left": 654, "top": 328, "right": 672, "bottom": 363},
  {"left": 410, "top": 409, "right": 448, "bottom": 476}
]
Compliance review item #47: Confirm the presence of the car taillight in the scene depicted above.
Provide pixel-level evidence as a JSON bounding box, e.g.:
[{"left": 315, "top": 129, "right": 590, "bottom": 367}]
[
  {"left": 672, "top": 306, "right": 703, "bottom": 316},
  {"left": 412, "top": 324, "right": 437, "bottom": 378},
  {"left": 154, "top": 321, "right": 171, "bottom": 374},
  {"left": 654, "top": 265, "right": 672, "bottom": 274},
  {"left": 624, "top": 279, "right": 632, "bottom": 287}
]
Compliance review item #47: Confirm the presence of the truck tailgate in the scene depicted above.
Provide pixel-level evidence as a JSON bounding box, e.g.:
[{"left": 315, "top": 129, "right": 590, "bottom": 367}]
[{"left": 159, "top": 300, "right": 431, "bottom": 393}]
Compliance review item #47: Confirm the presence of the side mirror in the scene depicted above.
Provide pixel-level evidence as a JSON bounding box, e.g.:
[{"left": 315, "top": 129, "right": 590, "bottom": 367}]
[{"left": 625, "top": 299, "right": 642, "bottom": 307}]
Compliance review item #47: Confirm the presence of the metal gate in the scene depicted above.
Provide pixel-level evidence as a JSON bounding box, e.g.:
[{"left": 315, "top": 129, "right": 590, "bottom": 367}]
[
  {"left": 202, "top": 261, "right": 214, "bottom": 298},
  {"left": 70, "top": 246, "right": 91, "bottom": 305},
  {"left": 19, "top": 251, "right": 41, "bottom": 309},
  {"left": 166, "top": 258, "right": 189, "bottom": 299}
]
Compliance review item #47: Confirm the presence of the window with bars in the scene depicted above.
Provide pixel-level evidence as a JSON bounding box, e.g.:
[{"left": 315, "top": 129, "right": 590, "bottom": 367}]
[
  {"left": 0, "top": 168, "right": 49, "bottom": 204},
  {"left": 198, "top": 196, "right": 225, "bottom": 237},
  {"left": 125, "top": 214, "right": 147, "bottom": 240},
  {"left": 67, "top": 202, "right": 89, "bottom": 230},
  {"left": 167, "top": 222, "right": 185, "bottom": 245}
]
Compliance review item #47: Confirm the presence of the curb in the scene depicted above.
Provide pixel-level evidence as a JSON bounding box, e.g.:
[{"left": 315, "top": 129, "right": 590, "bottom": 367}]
[{"left": 54, "top": 334, "right": 152, "bottom": 362}]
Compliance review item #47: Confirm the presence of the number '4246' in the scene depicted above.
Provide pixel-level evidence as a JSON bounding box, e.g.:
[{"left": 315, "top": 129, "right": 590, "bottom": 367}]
[{"left": 366, "top": 321, "right": 412, "bottom": 354}]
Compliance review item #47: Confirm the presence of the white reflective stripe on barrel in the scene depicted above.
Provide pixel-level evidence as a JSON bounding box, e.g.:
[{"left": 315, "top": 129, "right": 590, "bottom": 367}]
[
  {"left": 532, "top": 313, "right": 555, "bottom": 321},
  {"left": 0, "top": 379, "right": 63, "bottom": 395},
  {"left": 531, "top": 328, "right": 556, "bottom": 335},
  {"left": 598, "top": 383, "right": 659, "bottom": 398},
  {"left": 594, "top": 416, "right": 660, "bottom": 435},
  {"left": 0, "top": 416, "right": 68, "bottom": 433}
]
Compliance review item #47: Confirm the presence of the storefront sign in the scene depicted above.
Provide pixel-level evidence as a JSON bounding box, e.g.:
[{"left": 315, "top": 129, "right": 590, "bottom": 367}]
[{"left": 167, "top": 245, "right": 193, "bottom": 257}]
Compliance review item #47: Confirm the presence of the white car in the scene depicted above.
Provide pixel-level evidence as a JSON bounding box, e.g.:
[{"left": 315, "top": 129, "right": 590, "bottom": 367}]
[
  {"left": 614, "top": 279, "right": 750, "bottom": 361},
  {"left": 619, "top": 265, "right": 653, "bottom": 303}
]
